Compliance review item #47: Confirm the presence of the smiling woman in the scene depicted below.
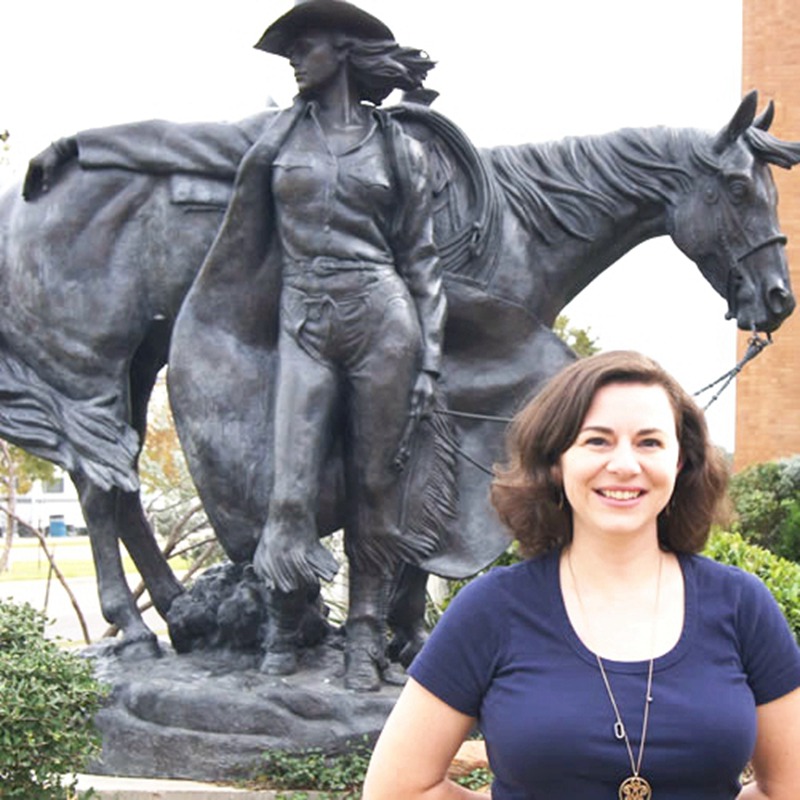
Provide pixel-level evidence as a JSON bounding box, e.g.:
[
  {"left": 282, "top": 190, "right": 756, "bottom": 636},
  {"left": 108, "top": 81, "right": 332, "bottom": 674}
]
[
  {"left": 364, "top": 351, "right": 800, "bottom": 800},
  {"left": 559, "top": 382, "right": 682, "bottom": 546}
]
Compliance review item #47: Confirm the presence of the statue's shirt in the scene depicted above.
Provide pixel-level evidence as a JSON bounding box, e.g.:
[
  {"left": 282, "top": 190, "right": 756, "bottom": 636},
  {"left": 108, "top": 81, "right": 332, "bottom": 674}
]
[{"left": 272, "top": 105, "right": 396, "bottom": 267}]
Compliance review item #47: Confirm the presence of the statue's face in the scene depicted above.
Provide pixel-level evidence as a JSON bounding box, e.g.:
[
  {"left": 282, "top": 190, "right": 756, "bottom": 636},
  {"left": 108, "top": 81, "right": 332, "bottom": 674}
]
[{"left": 288, "top": 31, "right": 343, "bottom": 95}]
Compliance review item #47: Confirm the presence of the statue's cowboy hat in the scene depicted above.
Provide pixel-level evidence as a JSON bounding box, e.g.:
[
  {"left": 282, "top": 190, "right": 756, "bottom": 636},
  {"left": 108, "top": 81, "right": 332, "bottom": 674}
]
[{"left": 255, "top": 0, "right": 395, "bottom": 57}]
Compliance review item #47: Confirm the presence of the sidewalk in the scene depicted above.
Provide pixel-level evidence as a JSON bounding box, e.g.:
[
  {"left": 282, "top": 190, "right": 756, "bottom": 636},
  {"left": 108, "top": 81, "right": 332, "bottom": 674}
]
[
  {"left": 74, "top": 741, "right": 490, "bottom": 798},
  {"left": 75, "top": 773, "right": 338, "bottom": 799}
]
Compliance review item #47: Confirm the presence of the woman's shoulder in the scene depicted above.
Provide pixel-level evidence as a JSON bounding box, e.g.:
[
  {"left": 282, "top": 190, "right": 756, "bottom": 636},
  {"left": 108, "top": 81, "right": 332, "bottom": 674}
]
[
  {"left": 684, "top": 551, "right": 768, "bottom": 593},
  {"left": 451, "top": 551, "right": 557, "bottom": 607},
  {"left": 683, "top": 552, "right": 788, "bottom": 621}
]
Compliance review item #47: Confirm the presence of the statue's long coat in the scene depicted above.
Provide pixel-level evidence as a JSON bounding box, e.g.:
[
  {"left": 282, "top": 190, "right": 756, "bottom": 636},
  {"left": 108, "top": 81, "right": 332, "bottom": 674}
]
[{"left": 77, "top": 104, "right": 576, "bottom": 578}]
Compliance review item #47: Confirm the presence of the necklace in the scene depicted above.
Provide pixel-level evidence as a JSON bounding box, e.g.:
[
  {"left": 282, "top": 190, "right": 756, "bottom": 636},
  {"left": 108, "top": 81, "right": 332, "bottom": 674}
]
[{"left": 567, "top": 550, "right": 663, "bottom": 800}]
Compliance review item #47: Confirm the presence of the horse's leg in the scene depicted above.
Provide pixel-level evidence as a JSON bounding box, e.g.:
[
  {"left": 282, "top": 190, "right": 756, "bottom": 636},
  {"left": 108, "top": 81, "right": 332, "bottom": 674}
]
[
  {"left": 72, "top": 471, "right": 160, "bottom": 658},
  {"left": 118, "top": 323, "right": 185, "bottom": 621},
  {"left": 387, "top": 563, "right": 430, "bottom": 668},
  {"left": 115, "top": 489, "right": 184, "bottom": 618}
]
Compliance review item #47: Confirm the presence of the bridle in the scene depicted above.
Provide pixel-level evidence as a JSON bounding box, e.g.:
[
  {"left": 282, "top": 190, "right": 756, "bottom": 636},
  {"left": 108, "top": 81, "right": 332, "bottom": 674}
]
[{"left": 714, "top": 189, "right": 789, "bottom": 322}]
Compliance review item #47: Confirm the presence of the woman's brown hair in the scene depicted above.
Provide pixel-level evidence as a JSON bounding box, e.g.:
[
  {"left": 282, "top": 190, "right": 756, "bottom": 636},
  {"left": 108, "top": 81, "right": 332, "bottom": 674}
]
[{"left": 490, "top": 351, "right": 729, "bottom": 556}]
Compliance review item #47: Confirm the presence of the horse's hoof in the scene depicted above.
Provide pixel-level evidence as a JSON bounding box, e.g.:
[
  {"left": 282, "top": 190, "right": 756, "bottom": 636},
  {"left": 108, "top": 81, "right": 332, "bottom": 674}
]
[
  {"left": 381, "top": 663, "right": 408, "bottom": 687},
  {"left": 344, "top": 645, "right": 383, "bottom": 692},
  {"left": 113, "top": 631, "right": 161, "bottom": 661},
  {"left": 260, "top": 649, "right": 298, "bottom": 676},
  {"left": 387, "top": 629, "right": 428, "bottom": 668}
]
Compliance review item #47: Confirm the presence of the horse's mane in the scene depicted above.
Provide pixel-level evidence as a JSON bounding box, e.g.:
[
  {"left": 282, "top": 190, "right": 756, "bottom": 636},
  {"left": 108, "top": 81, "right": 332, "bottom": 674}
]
[{"left": 484, "top": 127, "right": 716, "bottom": 244}]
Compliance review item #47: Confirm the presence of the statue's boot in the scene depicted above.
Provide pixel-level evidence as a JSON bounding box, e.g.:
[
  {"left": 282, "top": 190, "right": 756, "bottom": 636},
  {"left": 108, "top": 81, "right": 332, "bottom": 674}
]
[
  {"left": 260, "top": 588, "right": 310, "bottom": 675},
  {"left": 387, "top": 563, "right": 430, "bottom": 667},
  {"left": 344, "top": 571, "right": 393, "bottom": 692}
]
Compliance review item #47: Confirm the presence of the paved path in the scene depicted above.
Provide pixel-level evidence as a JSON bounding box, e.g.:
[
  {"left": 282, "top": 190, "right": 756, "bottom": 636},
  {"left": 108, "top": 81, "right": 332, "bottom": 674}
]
[
  {"left": 74, "top": 773, "right": 336, "bottom": 799},
  {"left": 0, "top": 539, "right": 167, "bottom": 644}
]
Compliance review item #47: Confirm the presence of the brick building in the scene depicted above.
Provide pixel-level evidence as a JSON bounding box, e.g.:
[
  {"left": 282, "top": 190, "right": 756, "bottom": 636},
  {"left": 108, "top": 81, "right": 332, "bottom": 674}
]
[{"left": 736, "top": 0, "right": 800, "bottom": 469}]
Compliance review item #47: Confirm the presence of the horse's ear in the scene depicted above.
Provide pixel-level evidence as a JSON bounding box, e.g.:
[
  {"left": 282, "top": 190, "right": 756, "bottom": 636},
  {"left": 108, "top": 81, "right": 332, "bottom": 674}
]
[
  {"left": 753, "top": 99, "right": 775, "bottom": 131},
  {"left": 713, "top": 90, "right": 758, "bottom": 153}
]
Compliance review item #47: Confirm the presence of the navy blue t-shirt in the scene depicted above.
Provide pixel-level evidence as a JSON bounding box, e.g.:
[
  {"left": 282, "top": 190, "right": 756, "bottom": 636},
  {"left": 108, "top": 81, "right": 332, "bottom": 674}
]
[{"left": 409, "top": 550, "right": 800, "bottom": 799}]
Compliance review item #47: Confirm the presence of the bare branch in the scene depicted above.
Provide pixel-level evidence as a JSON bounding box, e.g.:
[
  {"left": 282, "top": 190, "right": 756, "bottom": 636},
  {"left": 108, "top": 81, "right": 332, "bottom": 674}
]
[{"left": 0, "top": 501, "right": 92, "bottom": 644}]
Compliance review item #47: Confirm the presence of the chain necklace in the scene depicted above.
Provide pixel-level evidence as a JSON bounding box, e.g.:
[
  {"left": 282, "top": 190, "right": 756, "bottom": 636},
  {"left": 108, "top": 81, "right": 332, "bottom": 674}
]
[{"left": 567, "top": 549, "right": 663, "bottom": 800}]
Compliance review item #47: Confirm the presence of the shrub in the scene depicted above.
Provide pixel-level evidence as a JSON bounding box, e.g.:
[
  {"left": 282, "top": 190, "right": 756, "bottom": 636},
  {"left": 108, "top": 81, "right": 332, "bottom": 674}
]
[
  {"left": 255, "top": 740, "right": 372, "bottom": 798},
  {"left": 704, "top": 529, "right": 800, "bottom": 642},
  {"left": 0, "top": 599, "right": 105, "bottom": 799},
  {"left": 729, "top": 456, "right": 800, "bottom": 562}
]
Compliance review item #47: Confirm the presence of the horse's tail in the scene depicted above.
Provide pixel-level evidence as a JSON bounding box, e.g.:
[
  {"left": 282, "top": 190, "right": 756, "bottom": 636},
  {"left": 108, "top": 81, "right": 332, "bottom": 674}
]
[{"left": 0, "top": 347, "right": 139, "bottom": 491}]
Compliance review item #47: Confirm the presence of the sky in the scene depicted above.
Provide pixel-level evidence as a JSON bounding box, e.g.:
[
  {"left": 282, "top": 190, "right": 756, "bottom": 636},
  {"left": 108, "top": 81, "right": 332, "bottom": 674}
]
[{"left": 1, "top": 1, "right": 747, "bottom": 448}]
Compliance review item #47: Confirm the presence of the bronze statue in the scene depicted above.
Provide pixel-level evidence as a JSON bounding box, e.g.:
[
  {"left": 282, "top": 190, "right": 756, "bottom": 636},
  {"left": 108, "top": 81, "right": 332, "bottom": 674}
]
[
  {"left": 168, "top": 1, "right": 447, "bottom": 690},
  {"left": 8, "top": 10, "right": 798, "bottom": 694}
]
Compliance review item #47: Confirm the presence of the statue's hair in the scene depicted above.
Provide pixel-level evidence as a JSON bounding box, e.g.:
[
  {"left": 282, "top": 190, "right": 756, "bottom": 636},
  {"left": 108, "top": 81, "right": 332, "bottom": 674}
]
[
  {"left": 334, "top": 35, "right": 435, "bottom": 104},
  {"left": 490, "top": 350, "right": 730, "bottom": 557}
]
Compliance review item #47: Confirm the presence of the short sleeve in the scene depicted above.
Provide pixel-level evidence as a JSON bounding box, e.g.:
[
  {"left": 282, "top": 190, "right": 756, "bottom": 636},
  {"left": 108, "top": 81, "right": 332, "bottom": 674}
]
[
  {"left": 407, "top": 570, "right": 506, "bottom": 717},
  {"left": 736, "top": 569, "right": 800, "bottom": 705}
]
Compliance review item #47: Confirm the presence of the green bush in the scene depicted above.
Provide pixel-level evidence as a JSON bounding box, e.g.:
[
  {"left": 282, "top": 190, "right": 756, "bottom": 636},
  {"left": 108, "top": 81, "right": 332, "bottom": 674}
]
[
  {"left": 0, "top": 599, "right": 105, "bottom": 799},
  {"left": 255, "top": 740, "right": 372, "bottom": 798},
  {"left": 729, "top": 456, "right": 800, "bottom": 562},
  {"left": 704, "top": 529, "right": 800, "bottom": 642}
]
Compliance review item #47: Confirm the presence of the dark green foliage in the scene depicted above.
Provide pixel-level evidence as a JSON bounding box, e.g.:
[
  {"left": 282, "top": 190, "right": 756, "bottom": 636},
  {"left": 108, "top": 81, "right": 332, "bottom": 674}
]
[
  {"left": 729, "top": 456, "right": 800, "bottom": 561},
  {"left": 258, "top": 740, "right": 372, "bottom": 798},
  {"left": 454, "top": 767, "right": 493, "bottom": 790},
  {"left": 0, "top": 599, "right": 105, "bottom": 799},
  {"left": 704, "top": 529, "right": 800, "bottom": 641}
]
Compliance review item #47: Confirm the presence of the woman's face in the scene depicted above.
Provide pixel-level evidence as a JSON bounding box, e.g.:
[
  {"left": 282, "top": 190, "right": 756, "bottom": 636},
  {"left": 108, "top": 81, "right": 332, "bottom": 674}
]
[
  {"left": 288, "top": 31, "right": 343, "bottom": 95},
  {"left": 559, "top": 382, "right": 682, "bottom": 544}
]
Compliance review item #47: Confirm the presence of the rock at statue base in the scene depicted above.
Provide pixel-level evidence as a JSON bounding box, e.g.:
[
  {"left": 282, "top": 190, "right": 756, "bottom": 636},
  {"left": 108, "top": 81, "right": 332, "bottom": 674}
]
[{"left": 84, "top": 639, "right": 402, "bottom": 782}]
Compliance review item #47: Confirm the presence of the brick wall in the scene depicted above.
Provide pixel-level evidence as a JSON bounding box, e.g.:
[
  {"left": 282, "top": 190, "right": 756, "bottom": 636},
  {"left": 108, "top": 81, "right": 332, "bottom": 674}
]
[{"left": 736, "top": 0, "right": 800, "bottom": 470}]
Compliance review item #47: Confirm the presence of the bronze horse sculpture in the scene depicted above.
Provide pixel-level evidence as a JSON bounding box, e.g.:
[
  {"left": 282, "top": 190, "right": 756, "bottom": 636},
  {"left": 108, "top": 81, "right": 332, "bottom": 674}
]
[{"left": 0, "top": 91, "right": 796, "bottom": 665}]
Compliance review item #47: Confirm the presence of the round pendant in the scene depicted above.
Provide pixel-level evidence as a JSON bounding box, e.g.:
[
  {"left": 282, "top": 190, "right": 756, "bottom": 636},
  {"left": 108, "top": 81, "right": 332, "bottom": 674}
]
[{"left": 619, "top": 775, "right": 652, "bottom": 800}]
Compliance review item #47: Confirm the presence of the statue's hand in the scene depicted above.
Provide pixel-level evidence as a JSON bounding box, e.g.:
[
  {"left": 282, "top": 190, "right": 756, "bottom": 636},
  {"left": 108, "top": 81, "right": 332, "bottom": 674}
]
[
  {"left": 410, "top": 370, "right": 438, "bottom": 420},
  {"left": 22, "top": 137, "right": 78, "bottom": 201},
  {"left": 393, "top": 370, "right": 439, "bottom": 472}
]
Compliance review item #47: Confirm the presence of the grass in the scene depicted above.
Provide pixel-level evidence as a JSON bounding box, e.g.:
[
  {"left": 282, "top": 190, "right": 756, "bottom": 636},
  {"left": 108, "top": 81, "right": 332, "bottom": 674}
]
[
  {"left": 0, "top": 538, "right": 190, "bottom": 582},
  {"left": 0, "top": 539, "right": 102, "bottom": 581}
]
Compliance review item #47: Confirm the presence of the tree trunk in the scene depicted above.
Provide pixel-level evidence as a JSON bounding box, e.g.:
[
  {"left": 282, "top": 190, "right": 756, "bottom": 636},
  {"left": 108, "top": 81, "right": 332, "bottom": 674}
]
[{"left": 0, "top": 440, "right": 16, "bottom": 574}]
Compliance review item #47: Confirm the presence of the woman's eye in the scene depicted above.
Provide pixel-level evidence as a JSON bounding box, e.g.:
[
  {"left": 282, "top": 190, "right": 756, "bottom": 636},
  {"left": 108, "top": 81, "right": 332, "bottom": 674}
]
[
  {"left": 639, "top": 438, "right": 663, "bottom": 448},
  {"left": 584, "top": 436, "right": 608, "bottom": 446}
]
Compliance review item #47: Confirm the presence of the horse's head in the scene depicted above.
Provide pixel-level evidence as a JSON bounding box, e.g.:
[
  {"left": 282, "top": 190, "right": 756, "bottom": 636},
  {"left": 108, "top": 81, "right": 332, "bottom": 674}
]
[{"left": 670, "top": 91, "right": 798, "bottom": 333}]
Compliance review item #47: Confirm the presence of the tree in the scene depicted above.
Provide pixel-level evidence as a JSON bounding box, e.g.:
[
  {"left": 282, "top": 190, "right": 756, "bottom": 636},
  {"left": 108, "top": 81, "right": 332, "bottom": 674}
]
[
  {"left": 553, "top": 314, "right": 600, "bottom": 357},
  {"left": 729, "top": 456, "right": 800, "bottom": 562},
  {"left": 0, "top": 129, "right": 11, "bottom": 184},
  {"left": 138, "top": 373, "right": 208, "bottom": 546},
  {"left": 0, "top": 440, "right": 56, "bottom": 573}
]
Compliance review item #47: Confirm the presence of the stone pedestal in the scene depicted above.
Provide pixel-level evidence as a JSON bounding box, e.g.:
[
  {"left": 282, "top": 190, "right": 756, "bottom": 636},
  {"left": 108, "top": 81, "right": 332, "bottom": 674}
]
[{"left": 85, "top": 640, "right": 402, "bottom": 782}]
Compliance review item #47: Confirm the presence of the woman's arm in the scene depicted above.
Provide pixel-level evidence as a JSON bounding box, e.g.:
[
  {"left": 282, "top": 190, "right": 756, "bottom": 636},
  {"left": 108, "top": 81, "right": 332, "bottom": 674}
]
[
  {"left": 737, "top": 686, "right": 800, "bottom": 799},
  {"left": 363, "top": 678, "right": 489, "bottom": 799}
]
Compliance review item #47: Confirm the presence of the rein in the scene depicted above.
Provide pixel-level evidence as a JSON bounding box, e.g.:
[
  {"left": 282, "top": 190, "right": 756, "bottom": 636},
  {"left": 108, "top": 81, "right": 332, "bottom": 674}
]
[
  {"left": 692, "top": 329, "right": 772, "bottom": 410},
  {"left": 432, "top": 331, "right": 773, "bottom": 474}
]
